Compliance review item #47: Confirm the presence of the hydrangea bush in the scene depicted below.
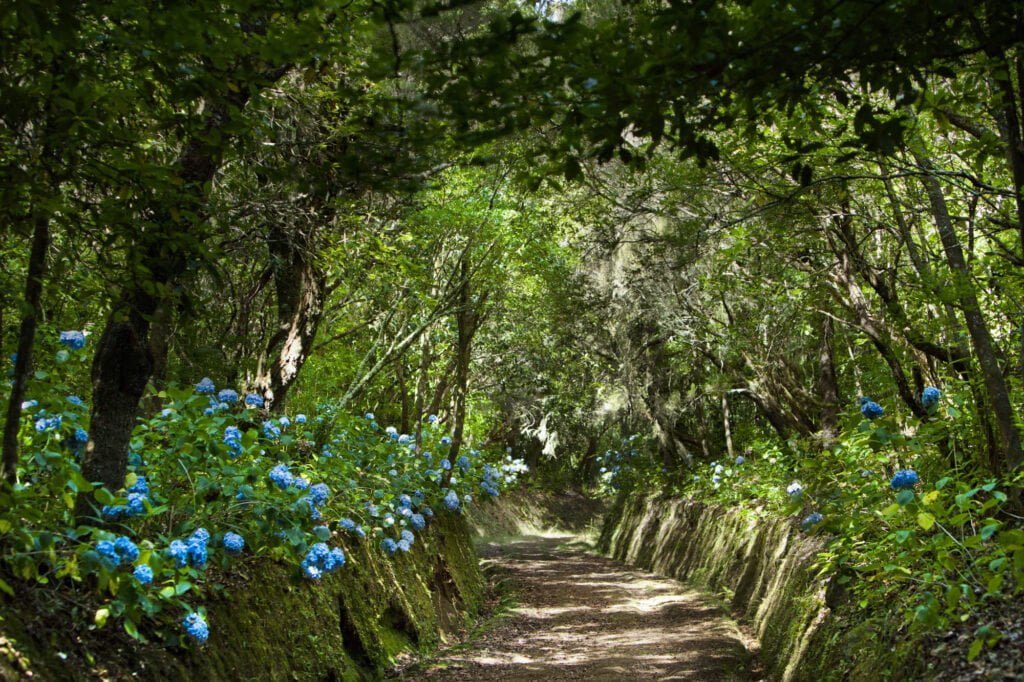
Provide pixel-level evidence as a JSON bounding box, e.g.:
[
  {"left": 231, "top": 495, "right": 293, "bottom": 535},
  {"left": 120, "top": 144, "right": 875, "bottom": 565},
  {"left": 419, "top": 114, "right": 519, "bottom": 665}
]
[
  {"left": 600, "top": 384, "right": 1024, "bottom": 662},
  {"left": 0, "top": 334, "right": 528, "bottom": 647}
]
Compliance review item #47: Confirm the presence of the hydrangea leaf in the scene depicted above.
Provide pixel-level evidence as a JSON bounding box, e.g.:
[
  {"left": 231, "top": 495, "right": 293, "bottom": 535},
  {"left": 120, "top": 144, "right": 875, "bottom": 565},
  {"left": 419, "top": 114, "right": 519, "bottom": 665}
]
[{"left": 916, "top": 512, "right": 935, "bottom": 531}]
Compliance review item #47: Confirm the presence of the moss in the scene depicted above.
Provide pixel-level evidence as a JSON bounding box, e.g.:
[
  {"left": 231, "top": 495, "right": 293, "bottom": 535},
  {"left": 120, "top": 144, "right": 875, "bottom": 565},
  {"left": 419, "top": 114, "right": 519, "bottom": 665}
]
[{"left": 0, "top": 511, "right": 484, "bottom": 681}]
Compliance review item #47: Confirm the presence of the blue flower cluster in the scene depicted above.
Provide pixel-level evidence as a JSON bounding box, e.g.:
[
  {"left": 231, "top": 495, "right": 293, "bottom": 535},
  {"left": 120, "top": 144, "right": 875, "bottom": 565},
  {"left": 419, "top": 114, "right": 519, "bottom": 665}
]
[
  {"left": 218, "top": 389, "right": 238, "bottom": 404},
  {"left": 479, "top": 465, "right": 500, "bottom": 498},
  {"left": 224, "top": 425, "right": 243, "bottom": 458},
  {"left": 859, "top": 397, "right": 885, "bottom": 419},
  {"left": 183, "top": 612, "right": 209, "bottom": 644},
  {"left": 338, "top": 518, "right": 366, "bottom": 538},
  {"left": 410, "top": 513, "right": 426, "bottom": 531},
  {"left": 59, "top": 330, "right": 86, "bottom": 350},
  {"left": 134, "top": 564, "right": 154, "bottom": 585},
  {"left": 195, "top": 377, "right": 216, "bottom": 395},
  {"left": 801, "top": 512, "right": 824, "bottom": 531},
  {"left": 890, "top": 469, "right": 919, "bottom": 490},
  {"left": 457, "top": 455, "right": 470, "bottom": 472},
  {"left": 300, "top": 543, "right": 346, "bottom": 580},
  {"left": 95, "top": 535, "right": 139, "bottom": 569},
  {"left": 223, "top": 532, "right": 245, "bottom": 554},
  {"left": 786, "top": 481, "right": 803, "bottom": 498},
  {"left": 169, "top": 528, "right": 209, "bottom": 568},
  {"left": 381, "top": 538, "right": 398, "bottom": 555},
  {"left": 244, "top": 393, "right": 264, "bottom": 408},
  {"left": 102, "top": 476, "right": 150, "bottom": 519},
  {"left": 443, "top": 490, "right": 460, "bottom": 511},
  {"left": 262, "top": 420, "right": 281, "bottom": 440},
  {"left": 34, "top": 414, "right": 61, "bottom": 432},
  {"left": 921, "top": 386, "right": 941, "bottom": 408},
  {"left": 269, "top": 463, "right": 294, "bottom": 489}
]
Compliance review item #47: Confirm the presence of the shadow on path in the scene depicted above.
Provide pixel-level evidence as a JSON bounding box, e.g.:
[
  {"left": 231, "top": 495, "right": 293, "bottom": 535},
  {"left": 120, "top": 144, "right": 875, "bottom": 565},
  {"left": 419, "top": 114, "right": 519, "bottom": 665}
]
[{"left": 403, "top": 535, "right": 755, "bottom": 681}]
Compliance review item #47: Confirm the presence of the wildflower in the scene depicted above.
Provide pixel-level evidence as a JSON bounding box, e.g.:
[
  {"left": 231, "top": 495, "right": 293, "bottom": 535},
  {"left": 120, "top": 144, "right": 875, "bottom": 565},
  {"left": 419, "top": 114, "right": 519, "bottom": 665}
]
[
  {"left": 443, "top": 491, "right": 461, "bottom": 510},
  {"left": 168, "top": 540, "right": 189, "bottom": 567},
  {"left": 217, "top": 389, "right": 239, "bottom": 404},
  {"left": 244, "top": 393, "right": 264, "bottom": 408},
  {"left": 381, "top": 538, "right": 398, "bottom": 555},
  {"left": 114, "top": 536, "right": 140, "bottom": 562},
  {"left": 133, "top": 564, "right": 154, "bottom": 585},
  {"left": 890, "top": 469, "right": 920, "bottom": 490},
  {"left": 295, "top": 414, "right": 307, "bottom": 424},
  {"left": 182, "top": 613, "right": 209, "bottom": 644},
  {"left": 860, "top": 399, "right": 884, "bottom": 419},
  {"left": 59, "top": 330, "right": 86, "bottom": 350},
  {"left": 223, "top": 532, "right": 245, "bottom": 554},
  {"left": 801, "top": 512, "right": 824, "bottom": 531},
  {"left": 787, "top": 481, "right": 804, "bottom": 498},
  {"left": 269, "top": 464, "right": 294, "bottom": 489},
  {"left": 96, "top": 540, "right": 121, "bottom": 569},
  {"left": 35, "top": 415, "right": 61, "bottom": 432},
  {"left": 410, "top": 513, "right": 426, "bottom": 530},
  {"left": 921, "top": 387, "right": 941, "bottom": 408},
  {"left": 195, "top": 377, "right": 216, "bottom": 395},
  {"left": 261, "top": 420, "right": 281, "bottom": 440}
]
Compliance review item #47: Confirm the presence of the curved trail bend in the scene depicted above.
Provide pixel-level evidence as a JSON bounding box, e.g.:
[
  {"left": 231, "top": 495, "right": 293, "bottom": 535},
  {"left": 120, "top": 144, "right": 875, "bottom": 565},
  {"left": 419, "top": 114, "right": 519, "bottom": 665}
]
[{"left": 406, "top": 535, "right": 757, "bottom": 681}]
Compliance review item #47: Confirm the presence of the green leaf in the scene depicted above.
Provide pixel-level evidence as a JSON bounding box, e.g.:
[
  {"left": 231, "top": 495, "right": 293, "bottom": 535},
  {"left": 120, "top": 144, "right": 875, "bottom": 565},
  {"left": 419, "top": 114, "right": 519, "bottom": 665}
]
[
  {"left": 981, "top": 524, "right": 1000, "bottom": 541},
  {"left": 94, "top": 607, "right": 110, "bottom": 627},
  {"left": 916, "top": 512, "right": 935, "bottom": 531},
  {"left": 967, "top": 638, "right": 983, "bottom": 661}
]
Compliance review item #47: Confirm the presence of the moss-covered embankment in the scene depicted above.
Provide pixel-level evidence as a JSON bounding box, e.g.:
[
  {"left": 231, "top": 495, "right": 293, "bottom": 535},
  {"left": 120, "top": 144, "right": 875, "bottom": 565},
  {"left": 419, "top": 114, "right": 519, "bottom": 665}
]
[
  {"left": 599, "top": 493, "right": 930, "bottom": 681},
  {"left": 0, "top": 510, "right": 482, "bottom": 681}
]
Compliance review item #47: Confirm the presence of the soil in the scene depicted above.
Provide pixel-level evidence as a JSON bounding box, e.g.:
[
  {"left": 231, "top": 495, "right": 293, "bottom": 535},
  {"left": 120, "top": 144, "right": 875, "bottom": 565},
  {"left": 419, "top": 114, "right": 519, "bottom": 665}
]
[{"left": 398, "top": 535, "right": 757, "bottom": 681}]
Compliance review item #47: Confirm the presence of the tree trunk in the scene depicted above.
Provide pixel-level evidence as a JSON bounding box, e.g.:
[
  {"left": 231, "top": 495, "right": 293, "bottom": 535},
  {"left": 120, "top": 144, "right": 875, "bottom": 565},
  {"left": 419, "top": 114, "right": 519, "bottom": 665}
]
[
  {"left": 447, "top": 256, "right": 478, "bottom": 471},
  {"left": 253, "top": 224, "right": 327, "bottom": 411},
  {"left": 2, "top": 213, "right": 50, "bottom": 483},
  {"left": 915, "top": 150, "right": 1023, "bottom": 473},
  {"left": 817, "top": 315, "right": 840, "bottom": 439}
]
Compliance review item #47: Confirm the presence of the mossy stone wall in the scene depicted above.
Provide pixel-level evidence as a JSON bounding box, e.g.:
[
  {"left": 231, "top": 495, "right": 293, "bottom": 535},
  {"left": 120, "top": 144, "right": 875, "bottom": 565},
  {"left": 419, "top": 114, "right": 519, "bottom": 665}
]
[
  {"left": 599, "top": 494, "right": 928, "bottom": 681},
  {"left": 0, "top": 510, "right": 483, "bottom": 681}
]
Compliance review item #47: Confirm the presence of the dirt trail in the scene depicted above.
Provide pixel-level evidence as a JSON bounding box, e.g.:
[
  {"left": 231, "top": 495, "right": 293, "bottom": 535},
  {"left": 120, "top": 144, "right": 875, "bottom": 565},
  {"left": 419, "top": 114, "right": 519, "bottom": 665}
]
[{"left": 404, "top": 535, "right": 756, "bottom": 681}]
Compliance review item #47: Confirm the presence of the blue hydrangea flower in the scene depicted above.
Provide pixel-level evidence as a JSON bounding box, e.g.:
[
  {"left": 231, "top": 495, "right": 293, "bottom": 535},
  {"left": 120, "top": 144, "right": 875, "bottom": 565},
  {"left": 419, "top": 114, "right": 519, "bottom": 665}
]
[
  {"left": 269, "top": 464, "right": 294, "bottom": 489},
  {"left": 320, "top": 444, "right": 334, "bottom": 458},
  {"left": 443, "top": 490, "right": 460, "bottom": 511},
  {"left": 114, "top": 536, "right": 139, "bottom": 562},
  {"left": 168, "top": 540, "right": 189, "bottom": 567},
  {"left": 67, "top": 395, "right": 84, "bottom": 407},
  {"left": 457, "top": 456, "right": 470, "bottom": 472},
  {"left": 294, "top": 476, "right": 310, "bottom": 491},
  {"left": 183, "top": 613, "right": 209, "bottom": 644},
  {"left": 890, "top": 469, "right": 920, "bottom": 490},
  {"left": 410, "top": 513, "right": 426, "bottom": 530},
  {"left": 801, "top": 512, "right": 824, "bottom": 531},
  {"left": 397, "top": 494, "right": 412, "bottom": 509},
  {"left": 223, "top": 532, "right": 245, "bottom": 554},
  {"left": 339, "top": 518, "right": 357, "bottom": 532},
  {"left": 35, "top": 415, "right": 61, "bottom": 432},
  {"left": 428, "top": 414, "right": 438, "bottom": 423},
  {"left": 365, "top": 412, "right": 375, "bottom": 420},
  {"left": 223, "top": 426, "right": 243, "bottom": 457},
  {"left": 301, "top": 542, "right": 346, "bottom": 579},
  {"left": 127, "top": 492, "right": 147, "bottom": 515},
  {"left": 217, "top": 389, "right": 239, "bottom": 404},
  {"left": 96, "top": 540, "right": 121, "bottom": 569},
  {"left": 860, "top": 399, "right": 885, "bottom": 419},
  {"left": 381, "top": 538, "right": 398, "bottom": 555},
  {"left": 397, "top": 538, "right": 411, "bottom": 552},
  {"left": 441, "top": 459, "right": 452, "bottom": 471},
  {"left": 463, "top": 494, "right": 473, "bottom": 504},
  {"left": 786, "top": 481, "right": 803, "bottom": 498},
  {"left": 735, "top": 455, "right": 745, "bottom": 465},
  {"left": 74, "top": 427, "right": 89, "bottom": 444},
  {"left": 59, "top": 330, "right": 86, "bottom": 350},
  {"left": 308, "top": 483, "right": 330, "bottom": 506},
  {"left": 385, "top": 426, "right": 398, "bottom": 439},
  {"left": 244, "top": 393, "right": 265, "bottom": 408},
  {"left": 191, "top": 528, "right": 210, "bottom": 544},
  {"left": 400, "top": 529, "right": 415, "bottom": 546},
  {"left": 421, "top": 506, "right": 434, "bottom": 518},
  {"left": 279, "top": 416, "right": 291, "bottom": 429},
  {"left": 133, "top": 564, "right": 153, "bottom": 585},
  {"left": 295, "top": 414, "right": 307, "bottom": 424},
  {"left": 261, "top": 420, "right": 281, "bottom": 440},
  {"left": 398, "top": 434, "right": 411, "bottom": 444},
  {"left": 20, "top": 400, "right": 38, "bottom": 410},
  {"left": 388, "top": 469, "right": 398, "bottom": 477},
  {"left": 922, "top": 387, "right": 941, "bottom": 408},
  {"left": 195, "top": 377, "right": 216, "bottom": 395},
  {"left": 440, "top": 436, "right": 452, "bottom": 446}
]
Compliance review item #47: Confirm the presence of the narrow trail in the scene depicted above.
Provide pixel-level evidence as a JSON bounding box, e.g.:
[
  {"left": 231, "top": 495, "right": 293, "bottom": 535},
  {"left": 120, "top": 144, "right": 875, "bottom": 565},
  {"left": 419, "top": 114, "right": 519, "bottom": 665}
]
[{"left": 406, "top": 536, "right": 756, "bottom": 681}]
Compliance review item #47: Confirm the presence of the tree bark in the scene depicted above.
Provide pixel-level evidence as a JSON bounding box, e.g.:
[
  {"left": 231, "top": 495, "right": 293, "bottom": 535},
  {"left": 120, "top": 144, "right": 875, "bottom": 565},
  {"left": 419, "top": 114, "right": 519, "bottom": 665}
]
[{"left": 915, "top": 150, "right": 1023, "bottom": 472}]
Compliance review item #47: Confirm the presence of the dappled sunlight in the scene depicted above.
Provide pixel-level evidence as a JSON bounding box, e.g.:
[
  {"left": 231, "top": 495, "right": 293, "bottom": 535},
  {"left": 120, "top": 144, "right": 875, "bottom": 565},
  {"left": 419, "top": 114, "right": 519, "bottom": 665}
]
[{"left": 411, "top": 536, "right": 751, "bottom": 681}]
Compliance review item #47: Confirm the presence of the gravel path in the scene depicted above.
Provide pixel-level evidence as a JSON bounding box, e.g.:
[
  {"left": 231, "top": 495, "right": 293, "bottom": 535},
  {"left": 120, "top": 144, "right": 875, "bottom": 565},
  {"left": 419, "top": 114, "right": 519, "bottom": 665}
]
[{"left": 405, "top": 535, "right": 756, "bottom": 681}]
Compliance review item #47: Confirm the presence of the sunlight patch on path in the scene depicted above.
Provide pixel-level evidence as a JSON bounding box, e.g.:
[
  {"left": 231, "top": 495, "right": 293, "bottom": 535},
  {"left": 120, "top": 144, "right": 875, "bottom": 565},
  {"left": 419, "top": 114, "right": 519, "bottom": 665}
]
[{"left": 403, "top": 536, "right": 755, "bottom": 681}]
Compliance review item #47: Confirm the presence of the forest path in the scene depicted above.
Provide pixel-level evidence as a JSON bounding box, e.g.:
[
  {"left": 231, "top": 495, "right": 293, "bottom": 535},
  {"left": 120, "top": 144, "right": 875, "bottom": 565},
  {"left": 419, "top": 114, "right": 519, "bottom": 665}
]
[{"left": 402, "top": 535, "right": 757, "bottom": 681}]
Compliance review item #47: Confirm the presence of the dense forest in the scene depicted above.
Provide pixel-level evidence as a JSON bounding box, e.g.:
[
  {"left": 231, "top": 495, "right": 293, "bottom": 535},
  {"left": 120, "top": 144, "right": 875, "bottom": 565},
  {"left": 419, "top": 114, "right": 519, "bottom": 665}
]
[{"left": 2, "top": 0, "right": 1024, "bottom": 678}]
